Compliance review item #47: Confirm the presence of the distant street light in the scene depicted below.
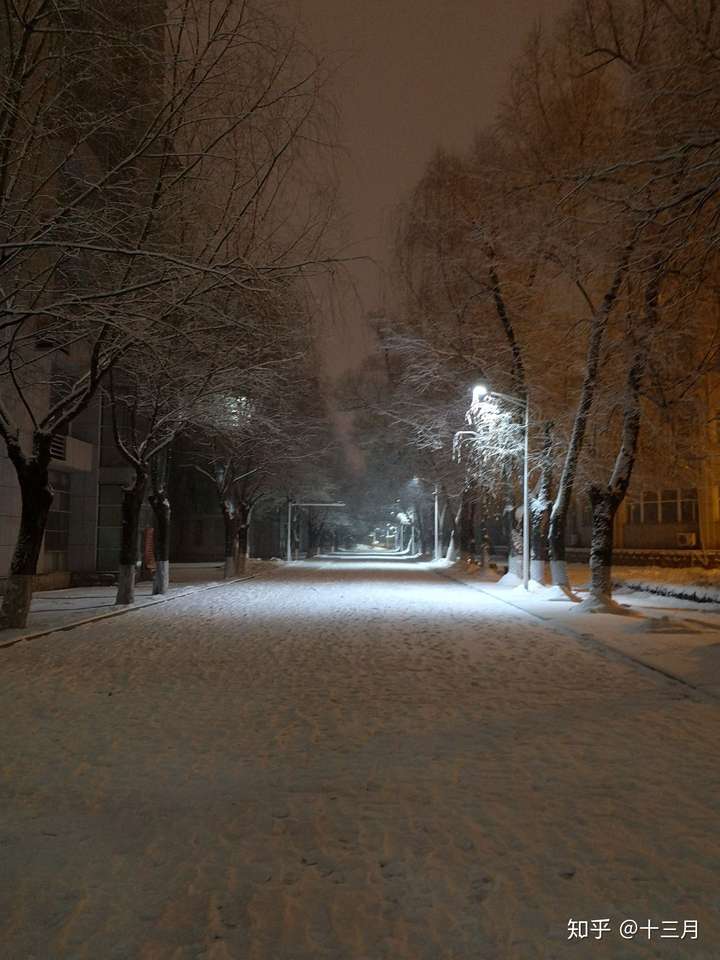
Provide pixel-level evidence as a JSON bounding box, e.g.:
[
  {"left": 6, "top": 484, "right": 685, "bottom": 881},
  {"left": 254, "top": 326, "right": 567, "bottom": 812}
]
[{"left": 465, "top": 383, "right": 530, "bottom": 590}]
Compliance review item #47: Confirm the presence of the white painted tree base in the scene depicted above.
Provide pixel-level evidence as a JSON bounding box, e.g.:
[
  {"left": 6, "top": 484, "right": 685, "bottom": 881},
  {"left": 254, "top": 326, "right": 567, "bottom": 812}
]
[
  {"left": 550, "top": 560, "right": 571, "bottom": 589},
  {"left": 116, "top": 565, "right": 136, "bottom": 605},
  {"left": 575, "top": 594, "right": 635, "bottom": 615},
  {"left": 152, "top": 561, "right": 170, "bottom": 595},
  {"left": 540, "top": 583, "right": 581, "bottom": 602},
  {"left": 498, "top": 571, "right": 521, "bottom": 587}
]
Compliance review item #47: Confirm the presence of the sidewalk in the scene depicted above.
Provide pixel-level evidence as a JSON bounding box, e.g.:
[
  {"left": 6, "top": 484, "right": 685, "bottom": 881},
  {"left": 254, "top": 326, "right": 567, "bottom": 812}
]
[
  {"left": 434, "top": 561, "right": 720, "bottom": 699},
  {"left": 0, "top": 561, "right": 270, "bottom": 648}
]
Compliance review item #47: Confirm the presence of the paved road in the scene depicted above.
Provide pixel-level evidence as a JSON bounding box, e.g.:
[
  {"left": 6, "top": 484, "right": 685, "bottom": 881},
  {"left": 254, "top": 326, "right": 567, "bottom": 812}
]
[{"left": 2, "top": 560, "right": 718, "bottom": 959}]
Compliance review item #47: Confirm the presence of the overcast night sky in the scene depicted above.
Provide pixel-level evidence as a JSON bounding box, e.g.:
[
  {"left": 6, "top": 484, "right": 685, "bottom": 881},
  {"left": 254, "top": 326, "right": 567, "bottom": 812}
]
[{"left": 299, "top": 0, "right": 570, "bottom": 375}]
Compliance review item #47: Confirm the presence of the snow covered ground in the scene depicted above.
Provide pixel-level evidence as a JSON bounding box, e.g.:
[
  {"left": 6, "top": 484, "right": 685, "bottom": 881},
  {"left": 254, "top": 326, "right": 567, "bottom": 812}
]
[
  {"left": 610, "top": 565, "right": 720, "bottom": 604},
  {"left": 0, "top": 561, "right": 274, "bottom": 647},
  {"left": 438, "top": 560, "right": 720, "bottom": 698},
  {"left": 2, "top": 558, "right": 719, "bottom": 958}
]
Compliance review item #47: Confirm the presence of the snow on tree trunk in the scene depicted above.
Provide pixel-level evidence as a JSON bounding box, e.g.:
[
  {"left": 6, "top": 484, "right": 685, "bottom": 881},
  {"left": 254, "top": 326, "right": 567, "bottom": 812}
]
[
  {"left": 0, "top": 433, "right": 53, "bottom": 629},
  {"left": 149, "top": 490, "right": 171, "bottom": 595},
  {"left": 116, "top": 469, "right": 148, "bottom": 605}
]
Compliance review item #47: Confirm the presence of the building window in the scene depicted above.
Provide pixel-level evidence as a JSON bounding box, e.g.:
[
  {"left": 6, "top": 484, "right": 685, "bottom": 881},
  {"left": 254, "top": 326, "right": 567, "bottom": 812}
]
[
  {"left": 660, "top": 489, "right": 678, "bottom": 524},
  {"left": 45, "top": 470, "right": 71, "bottom": 572},
  {"left": 643, "top": 490, "right": 659, "bottom": 524},
  {"left": 680, "top": 489, "right": 698, "bottom": 523},
  {"left": 627, "top": 488, "right": 697, "bottom": 525},
  {"left": 580, "top": 500, "right": 592, "bottom": 527}
]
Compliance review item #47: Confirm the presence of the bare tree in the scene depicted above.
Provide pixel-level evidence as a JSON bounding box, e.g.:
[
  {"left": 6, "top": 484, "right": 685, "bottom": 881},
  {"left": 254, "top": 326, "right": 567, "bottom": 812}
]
[{"left": 0, "top": 0, "right": 337, "bottom": 626}]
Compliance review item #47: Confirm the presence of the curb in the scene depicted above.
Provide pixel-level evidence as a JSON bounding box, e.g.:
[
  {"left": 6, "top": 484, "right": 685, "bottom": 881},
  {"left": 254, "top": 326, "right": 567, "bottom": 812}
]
[
  {"left": 0, "top": 573, "right": 261, "bottom": 650},
  {"left": 432, "top": 568, "right": 718, "bottom": 703},
  {"left": 613, "top": 578, "right": 720, "bottom": 606}
]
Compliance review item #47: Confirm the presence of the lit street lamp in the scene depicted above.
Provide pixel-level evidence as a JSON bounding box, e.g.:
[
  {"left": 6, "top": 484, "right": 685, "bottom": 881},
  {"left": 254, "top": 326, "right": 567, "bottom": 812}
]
[{"left": 459, "top": 384, "right": 530, "bottom": 590}]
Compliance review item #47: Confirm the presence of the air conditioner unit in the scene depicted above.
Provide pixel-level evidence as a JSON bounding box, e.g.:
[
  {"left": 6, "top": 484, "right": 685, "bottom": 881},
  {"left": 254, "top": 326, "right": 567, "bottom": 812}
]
[
  {"left": 49, "top": 435, "right": 67, "bottom": 462},
  {"left": 676, "top": 532, "right": 696, "bottom": 547}
]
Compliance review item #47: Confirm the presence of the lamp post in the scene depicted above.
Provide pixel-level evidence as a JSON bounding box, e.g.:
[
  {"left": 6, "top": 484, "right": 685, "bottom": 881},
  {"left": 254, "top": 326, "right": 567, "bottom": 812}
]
[{"left": 460, "top": 385, "right": 530, "bottom": 590}]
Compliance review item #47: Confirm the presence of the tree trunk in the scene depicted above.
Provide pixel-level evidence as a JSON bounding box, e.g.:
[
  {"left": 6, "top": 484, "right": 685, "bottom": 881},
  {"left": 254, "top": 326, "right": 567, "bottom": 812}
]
[
  {"left": 587, "top": 487, "right": 621, "bottom": 604},
  {"left": 222, "top": 502, "right": 238, "bottom": 579},
  {"left": 509, "top": 511, "right": 523, "bottom": 578},
  {"left": 235, "top": 501, "right": 250, "bottom": 575},
  {"left": 548, "top": 508, "right": 569, "bottom": 588},
  {"left": 306, "top": 521, "right": 323, "bottom": 558},
  {"left": 549, "top": 248, "right": 631, "bottom": 588},
  {"left": 245, "top": 504, "right": 254, "bottom": 559},
  {"left": 0, "top": 433, "right": 53, "bottom": 629},
  {"left": 414, "top": 504, "right": 424, "bottom": 556},
  {"left": 116, "top": 468, "right": 148, "bottom": 605},
  {"left": 460, "top": 484, "right": 476, "bottom": 561},
  {"left": 439, "top": 499, "right": 448, "bottom": 554},
  {"left": 530, "top": 422, "right": 553, "bottom": 584},
  {"left": 149, "top": 489, "right": 171, "bottom": 595},
  {"left": 586, "top": 343, "right": 646, "bottom": 609},
  {"left": 446, "top": 498, "right": 461, "bottom": 561},
  {"left": 501, "top": 467, "right": 518, "bottom": 575},
  {"left": 414, "top": 503, "right": 432, "bottom": 557}
]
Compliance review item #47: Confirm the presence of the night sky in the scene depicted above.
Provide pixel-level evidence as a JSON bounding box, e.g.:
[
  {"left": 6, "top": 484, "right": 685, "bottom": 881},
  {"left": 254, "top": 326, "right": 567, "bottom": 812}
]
[{"left": 299, "top": 0, "right": 569, "bottom": 376}]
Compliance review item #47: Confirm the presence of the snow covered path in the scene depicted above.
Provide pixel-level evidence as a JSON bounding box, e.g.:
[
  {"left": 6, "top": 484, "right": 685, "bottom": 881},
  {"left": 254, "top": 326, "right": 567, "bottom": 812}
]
[{"left": 2, "top": 559, "right": 719, "bottom": 959}]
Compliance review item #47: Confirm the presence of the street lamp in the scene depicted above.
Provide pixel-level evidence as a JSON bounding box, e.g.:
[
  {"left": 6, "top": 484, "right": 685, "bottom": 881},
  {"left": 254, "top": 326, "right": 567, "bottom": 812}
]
[
  {"left": 412, "top": 476, "right": 440, "bottom": 561},
  {"left": 468, "top": 383, "right": 530, "bottom": 591},
  {"left": 471, "top": 384, "right": 488, "bottom": 405}
]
